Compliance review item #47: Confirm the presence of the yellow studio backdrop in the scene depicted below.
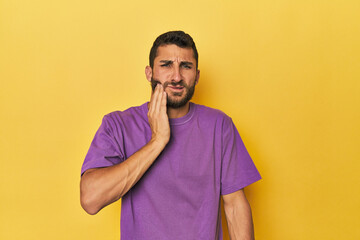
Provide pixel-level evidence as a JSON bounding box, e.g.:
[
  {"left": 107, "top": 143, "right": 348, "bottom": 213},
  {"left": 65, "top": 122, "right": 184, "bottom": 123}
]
[{"left": 1, "top": 0, "right": 359, "bottom": 239}]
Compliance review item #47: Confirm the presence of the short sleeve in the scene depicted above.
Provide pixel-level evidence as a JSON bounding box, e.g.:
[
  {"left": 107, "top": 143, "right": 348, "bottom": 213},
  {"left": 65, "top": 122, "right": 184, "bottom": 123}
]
[
  {"left": 220, "top": 117, "right": 261, "bottom": 195},
  {"left": 81, "top": 115, "right": 125, "bottom": 175}
]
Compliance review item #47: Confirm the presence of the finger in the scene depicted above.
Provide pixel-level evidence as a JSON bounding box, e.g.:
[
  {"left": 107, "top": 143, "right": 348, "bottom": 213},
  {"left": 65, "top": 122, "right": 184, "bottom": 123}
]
[
  {"left": 149, "top": 84, "right": 160, "bottom": 112},
  {"left": 160, "top": 91, "right": 167, "bottom": 114},
  {"left": 155, "top": 84, "right": 164, "bottom": 113},
  {"left": 152, "top": 84, "right": 162, "bottom": 113}
]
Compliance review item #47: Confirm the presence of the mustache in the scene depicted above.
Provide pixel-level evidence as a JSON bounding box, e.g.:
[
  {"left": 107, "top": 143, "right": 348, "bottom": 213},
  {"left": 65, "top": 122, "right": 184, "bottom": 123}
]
[{"left": 151, "top": 79, "right": 187, "bottom": 91}]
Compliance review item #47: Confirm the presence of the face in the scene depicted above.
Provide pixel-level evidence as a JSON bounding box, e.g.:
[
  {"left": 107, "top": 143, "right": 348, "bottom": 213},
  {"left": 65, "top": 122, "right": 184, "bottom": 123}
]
[{"left": 146, "top": 44, "right": 200, "bottom": 108}]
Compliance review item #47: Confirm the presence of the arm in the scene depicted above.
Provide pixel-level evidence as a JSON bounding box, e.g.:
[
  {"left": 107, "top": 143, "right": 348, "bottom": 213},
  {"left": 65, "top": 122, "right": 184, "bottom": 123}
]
[
  {"left": 222, "top": 189, "right": 255, "bottom": 240},
  {"left": 80, "top": 84, "right": 169, "bottom": 215}
]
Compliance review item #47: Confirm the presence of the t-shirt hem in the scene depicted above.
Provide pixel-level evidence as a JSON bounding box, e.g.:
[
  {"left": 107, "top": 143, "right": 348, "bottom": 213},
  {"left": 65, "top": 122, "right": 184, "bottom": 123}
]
[
  {"left": 81, "top": 162, "right": 114, "bottom": 176},
  {"left": 221, "top": 175, "right": 262, "bottom": 195}
]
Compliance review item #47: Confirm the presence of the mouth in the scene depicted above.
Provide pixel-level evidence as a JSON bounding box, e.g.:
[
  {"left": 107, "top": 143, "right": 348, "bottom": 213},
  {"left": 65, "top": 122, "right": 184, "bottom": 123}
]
[{"left": 167, "top": 85, "right": 184, "bottom": 92}]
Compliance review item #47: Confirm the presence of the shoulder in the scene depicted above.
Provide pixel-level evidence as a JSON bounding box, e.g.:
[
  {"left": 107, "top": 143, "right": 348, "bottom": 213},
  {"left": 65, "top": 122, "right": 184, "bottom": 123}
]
[
  {"left": 102, "top": 103, "right": 148, "bottom": 128},
  {"left": 191, "top": 103, "right": 234, "bottom": 131},
  {"left": 193, "top": 103, "right": 232, "bottom": 123}
]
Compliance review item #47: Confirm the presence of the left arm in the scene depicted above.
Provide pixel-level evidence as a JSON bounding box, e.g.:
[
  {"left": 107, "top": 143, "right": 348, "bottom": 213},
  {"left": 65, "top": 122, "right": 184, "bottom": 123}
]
[{"left": 222, "top": 189, "right": 255, "bottom": 240}]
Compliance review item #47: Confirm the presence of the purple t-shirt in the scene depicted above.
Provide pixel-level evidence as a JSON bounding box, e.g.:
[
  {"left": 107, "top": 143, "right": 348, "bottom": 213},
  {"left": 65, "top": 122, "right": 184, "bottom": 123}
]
[{"left": 81, "top": 102, "right": 261, "bottom": 240}]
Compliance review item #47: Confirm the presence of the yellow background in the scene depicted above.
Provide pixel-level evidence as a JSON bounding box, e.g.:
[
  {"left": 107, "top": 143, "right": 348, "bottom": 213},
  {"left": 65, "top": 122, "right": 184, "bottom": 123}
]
[{"left": 1, "top": 0, "right": 359, "bottom": 239}]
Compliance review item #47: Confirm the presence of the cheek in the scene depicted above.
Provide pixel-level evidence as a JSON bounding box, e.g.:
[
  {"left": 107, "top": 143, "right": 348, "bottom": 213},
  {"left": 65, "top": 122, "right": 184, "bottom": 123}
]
[
  {"left": 154, "top": 69, "right": 172, "bottom": 80},
  {"left": 183, "top": 71, "right": 197, "bottom": 82}
]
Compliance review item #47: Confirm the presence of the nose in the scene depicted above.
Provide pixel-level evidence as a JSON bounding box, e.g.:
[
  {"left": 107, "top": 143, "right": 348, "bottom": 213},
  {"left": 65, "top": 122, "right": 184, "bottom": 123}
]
[{"left": 172, "top": 65, "right": 182, "bottom": 82}]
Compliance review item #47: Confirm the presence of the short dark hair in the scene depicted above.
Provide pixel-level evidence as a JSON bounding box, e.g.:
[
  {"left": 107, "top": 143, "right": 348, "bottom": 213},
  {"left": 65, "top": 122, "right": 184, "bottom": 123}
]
[{"left": 149, "top": 31, "right": 198, "bottom": 69}]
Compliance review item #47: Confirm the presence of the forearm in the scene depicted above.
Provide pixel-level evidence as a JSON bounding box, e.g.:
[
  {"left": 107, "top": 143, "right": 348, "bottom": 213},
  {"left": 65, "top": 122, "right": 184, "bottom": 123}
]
[
  {"left": 223, "top": 191, "right": 255, "bottom": 240},
  {"left": 80, "top": 138, "right": 166, "bottom": 215},
  {"left": 80, "top": 83, "right": 169, "bottom": 215}
]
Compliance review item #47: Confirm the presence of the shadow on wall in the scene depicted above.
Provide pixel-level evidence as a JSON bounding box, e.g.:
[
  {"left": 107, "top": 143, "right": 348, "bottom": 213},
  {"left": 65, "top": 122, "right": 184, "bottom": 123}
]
[{"left": 221, "top": 198, "right": 230, "bottom": 240}]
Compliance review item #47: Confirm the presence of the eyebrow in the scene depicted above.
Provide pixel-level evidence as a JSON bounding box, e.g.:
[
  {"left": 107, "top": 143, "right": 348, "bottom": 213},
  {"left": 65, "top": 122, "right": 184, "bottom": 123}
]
[{"left": 159, "top": 60, "right": 194, "bottom": 65}]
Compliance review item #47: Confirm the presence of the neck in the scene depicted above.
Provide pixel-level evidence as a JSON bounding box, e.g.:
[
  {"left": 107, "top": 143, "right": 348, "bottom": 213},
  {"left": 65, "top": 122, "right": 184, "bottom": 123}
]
[{"left": 167, "top": 102, "right": 190, "bottom": 119}]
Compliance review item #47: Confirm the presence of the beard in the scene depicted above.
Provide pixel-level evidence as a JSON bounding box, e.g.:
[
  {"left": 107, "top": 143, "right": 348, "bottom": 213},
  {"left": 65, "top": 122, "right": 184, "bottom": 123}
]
[{"left": 151, "top": 77, "right": 196, "bottom": 109}]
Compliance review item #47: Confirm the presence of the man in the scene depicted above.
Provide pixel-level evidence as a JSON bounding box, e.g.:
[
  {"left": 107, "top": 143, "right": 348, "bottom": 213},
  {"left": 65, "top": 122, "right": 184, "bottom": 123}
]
[{"left": 80, "top": 31, "right": 261, "bottom": 240}]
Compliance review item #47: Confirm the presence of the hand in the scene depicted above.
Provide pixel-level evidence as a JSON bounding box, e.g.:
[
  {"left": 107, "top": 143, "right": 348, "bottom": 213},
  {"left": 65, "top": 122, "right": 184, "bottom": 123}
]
[{"left": 147, "top": 84, "right": 170, "bottom": 147}]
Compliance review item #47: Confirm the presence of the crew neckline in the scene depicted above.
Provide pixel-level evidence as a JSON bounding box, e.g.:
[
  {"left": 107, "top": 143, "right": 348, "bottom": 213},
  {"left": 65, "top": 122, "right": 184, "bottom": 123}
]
[{"left": 142, "top": 102, "right": 196, "bottom": 126}]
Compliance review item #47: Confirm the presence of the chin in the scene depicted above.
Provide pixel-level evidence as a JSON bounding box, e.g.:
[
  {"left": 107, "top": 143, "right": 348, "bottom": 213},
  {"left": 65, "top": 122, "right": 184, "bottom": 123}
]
[{"left": 167, "top": 97, "right": 189, "bottom": 109}]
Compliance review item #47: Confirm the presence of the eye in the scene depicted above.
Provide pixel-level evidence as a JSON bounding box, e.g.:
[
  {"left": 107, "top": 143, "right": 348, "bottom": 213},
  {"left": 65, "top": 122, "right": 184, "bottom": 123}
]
[
  {"left": 160, "top": 62, "right": 171, "bottom": 67},
  {"left": 182, "top": 64, "right": 192, "bottom": 69}
]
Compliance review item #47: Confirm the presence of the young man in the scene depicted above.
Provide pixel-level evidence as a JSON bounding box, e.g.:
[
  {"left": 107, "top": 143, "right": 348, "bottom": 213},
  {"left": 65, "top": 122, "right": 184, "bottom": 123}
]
[{"left": 80, "top": 31, "right": 261, "bottom": 240}]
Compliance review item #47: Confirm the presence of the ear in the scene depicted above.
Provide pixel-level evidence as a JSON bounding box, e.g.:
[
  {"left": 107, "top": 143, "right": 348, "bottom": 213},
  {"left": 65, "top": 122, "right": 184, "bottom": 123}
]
[
  {"left": 145, "top": 66, "right": 152, "bottom": 82},
  {"left": 195, "top": 69, "right": 200, "bottom": 85}
]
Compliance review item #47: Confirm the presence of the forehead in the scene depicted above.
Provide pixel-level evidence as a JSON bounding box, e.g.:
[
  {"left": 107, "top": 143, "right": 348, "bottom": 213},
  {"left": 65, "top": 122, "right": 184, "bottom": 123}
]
[{"left": 155, "top": 44, "right": 196, "bottom": 63}]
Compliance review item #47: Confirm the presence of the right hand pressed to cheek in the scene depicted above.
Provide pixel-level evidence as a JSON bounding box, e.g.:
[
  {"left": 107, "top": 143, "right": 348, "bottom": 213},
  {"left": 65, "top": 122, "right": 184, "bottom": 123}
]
[{"left": 147, "top": 84, "right": 170, "bottom": 145}]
